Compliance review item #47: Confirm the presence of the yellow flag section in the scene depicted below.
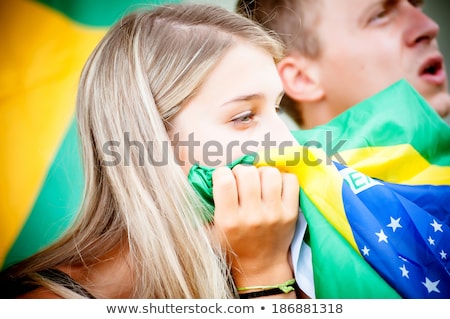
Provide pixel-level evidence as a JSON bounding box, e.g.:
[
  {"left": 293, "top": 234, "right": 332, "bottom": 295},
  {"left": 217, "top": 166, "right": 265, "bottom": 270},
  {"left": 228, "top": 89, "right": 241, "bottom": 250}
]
[
  {"left": 0, "top": 0, "right": 106, "bottom": 267},
  {"left": 339, "top": 145, "right": 450, "bottom": 185}
]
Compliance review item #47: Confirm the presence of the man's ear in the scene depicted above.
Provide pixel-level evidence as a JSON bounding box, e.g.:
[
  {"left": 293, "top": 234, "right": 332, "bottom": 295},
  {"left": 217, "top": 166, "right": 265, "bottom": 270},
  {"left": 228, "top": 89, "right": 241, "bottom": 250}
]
[{"left": 277, "top": 55, "right": 324, "bottom": 103}]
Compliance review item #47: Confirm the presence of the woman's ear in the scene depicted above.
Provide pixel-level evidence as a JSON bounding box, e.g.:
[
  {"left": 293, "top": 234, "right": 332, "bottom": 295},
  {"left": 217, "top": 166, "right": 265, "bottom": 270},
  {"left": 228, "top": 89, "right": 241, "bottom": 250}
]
[{"left": 277, "top": 55, "right": 324, "bottom": 103}]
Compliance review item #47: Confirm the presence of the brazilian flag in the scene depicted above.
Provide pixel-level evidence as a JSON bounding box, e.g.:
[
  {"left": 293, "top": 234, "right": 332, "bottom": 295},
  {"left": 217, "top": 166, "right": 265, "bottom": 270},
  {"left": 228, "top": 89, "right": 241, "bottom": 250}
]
[
  {"left": 189, "top": 80, "right": 450, "bottom": 298},
  {"left": 0, "top": 0, "right": 179, "bottom": 269}
]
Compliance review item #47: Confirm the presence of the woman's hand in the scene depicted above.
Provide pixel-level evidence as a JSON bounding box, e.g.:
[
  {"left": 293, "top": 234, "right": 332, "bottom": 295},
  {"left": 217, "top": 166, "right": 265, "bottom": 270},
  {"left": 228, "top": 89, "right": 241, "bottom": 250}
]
[{"left": 211, "top": 164, "right": 299, "bottom": 298}]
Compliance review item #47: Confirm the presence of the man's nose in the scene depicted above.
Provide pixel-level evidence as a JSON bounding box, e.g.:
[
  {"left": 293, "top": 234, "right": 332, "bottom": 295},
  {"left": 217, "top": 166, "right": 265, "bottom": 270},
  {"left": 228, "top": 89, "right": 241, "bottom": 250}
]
[{"left": 402, "top": 1, "right": 439, "bottom": 47}]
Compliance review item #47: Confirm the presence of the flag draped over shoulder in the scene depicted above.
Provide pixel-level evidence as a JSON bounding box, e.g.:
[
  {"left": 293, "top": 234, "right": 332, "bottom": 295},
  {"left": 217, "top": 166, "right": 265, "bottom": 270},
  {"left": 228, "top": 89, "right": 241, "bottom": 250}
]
[
  {"left": 0, "top": 0, "right": 179, "bottom": 270},
  {"left": 188, "top": 80, "right": 450, "bottom": 298}
]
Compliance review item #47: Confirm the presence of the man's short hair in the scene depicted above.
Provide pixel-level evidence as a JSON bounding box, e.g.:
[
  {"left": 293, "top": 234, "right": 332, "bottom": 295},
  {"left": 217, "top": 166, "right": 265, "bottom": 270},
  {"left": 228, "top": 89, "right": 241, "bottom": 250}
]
[{"left": 236, "top": 0, "right": 321, "bottom": 58}]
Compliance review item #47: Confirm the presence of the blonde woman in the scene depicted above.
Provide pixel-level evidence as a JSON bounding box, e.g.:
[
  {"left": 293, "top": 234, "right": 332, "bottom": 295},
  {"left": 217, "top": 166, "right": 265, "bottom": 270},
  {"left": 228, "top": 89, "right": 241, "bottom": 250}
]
[{"left": 0, "top": 3, "right": 300, "bottom": 298}]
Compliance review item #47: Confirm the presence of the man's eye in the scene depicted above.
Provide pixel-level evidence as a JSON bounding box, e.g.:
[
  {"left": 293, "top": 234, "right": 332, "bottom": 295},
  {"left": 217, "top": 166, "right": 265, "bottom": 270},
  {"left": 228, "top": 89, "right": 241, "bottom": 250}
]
[{"left": 369, "top": 10, "right": 389, "bottom": 24}]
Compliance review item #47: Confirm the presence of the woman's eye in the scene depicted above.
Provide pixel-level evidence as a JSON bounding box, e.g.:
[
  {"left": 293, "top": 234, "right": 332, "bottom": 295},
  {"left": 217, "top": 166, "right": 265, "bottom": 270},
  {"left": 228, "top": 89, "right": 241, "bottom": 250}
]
[{"left": 231, "top": 111, "right": 255, "bottom": 126}]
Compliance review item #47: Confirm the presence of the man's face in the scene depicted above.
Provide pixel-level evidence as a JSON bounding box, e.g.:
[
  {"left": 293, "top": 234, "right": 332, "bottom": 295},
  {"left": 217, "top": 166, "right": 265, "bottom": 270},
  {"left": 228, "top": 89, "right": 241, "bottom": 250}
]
[{"left": 316, "top": 0, "right": 450, "bottom": 118}]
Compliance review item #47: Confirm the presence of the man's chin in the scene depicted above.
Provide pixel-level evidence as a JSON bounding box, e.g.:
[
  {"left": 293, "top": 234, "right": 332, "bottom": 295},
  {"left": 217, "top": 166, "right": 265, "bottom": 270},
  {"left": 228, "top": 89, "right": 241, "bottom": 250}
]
[{"left": 426, "top": 91, "right": 450, "bottom": 118}]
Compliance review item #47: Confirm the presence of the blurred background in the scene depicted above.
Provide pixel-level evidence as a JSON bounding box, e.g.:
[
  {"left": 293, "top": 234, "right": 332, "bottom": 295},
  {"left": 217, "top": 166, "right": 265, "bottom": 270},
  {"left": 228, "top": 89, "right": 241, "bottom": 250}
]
[{"left": 1, "top": 0, "right": 449, "bottom": 270}]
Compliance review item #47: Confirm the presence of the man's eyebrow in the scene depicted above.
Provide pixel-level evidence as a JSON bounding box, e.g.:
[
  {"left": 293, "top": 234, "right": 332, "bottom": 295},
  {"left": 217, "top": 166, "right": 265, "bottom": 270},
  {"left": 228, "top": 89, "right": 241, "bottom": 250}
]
[
  {"left": 384, "top": 0, "right": 400, "bottom": 10},
  {"left": 220, "top": 93, "right": 263, "bottom": 107}
]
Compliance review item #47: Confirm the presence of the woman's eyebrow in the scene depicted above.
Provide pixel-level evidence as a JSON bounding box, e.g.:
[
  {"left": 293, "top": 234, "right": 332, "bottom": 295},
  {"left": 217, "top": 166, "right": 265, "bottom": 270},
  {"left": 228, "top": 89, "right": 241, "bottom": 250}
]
[{"left": 220, "top": 93, "right": 263, "bottom": 107}]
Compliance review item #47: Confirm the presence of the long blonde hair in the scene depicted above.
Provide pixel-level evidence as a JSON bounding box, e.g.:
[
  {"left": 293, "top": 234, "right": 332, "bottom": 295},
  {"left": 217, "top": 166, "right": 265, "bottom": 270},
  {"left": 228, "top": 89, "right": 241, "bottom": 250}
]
[{"left": 4, "top": 3, "right": 284, "bottom": 298}]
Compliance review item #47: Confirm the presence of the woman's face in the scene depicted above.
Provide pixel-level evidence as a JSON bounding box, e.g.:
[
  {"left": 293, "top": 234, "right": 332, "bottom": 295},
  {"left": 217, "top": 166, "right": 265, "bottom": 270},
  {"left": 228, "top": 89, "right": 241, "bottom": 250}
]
[{"left": 170, "top": 41, "right": 298, "bottom": 174}]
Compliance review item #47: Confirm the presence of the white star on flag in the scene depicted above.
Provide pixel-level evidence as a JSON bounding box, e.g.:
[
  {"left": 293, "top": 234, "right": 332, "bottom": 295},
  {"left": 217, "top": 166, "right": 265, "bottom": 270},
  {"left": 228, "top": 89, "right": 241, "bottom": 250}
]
[
  {"left": 387, "top": 216, "right": 402, "bottom": 232},
  {"left": 422, "top": 277, "right": 440, "bottom": 294},
  {"left": 376, "top": 229, "right": 388, "bottom": 243},
  {"left": 399, "top": 264, "right": 409, "bottom": 278},
  {"left": 430, "top": 219, "right": 443, "bottom": 232},
  {"left": 427, "top": 236, "right": 435, "bottom": 246},
  {"left": 362, "top": 246, "right": 370, "bottom": 256},
  {"left": 440, "top": 250, "right": 447, "bottom": 260}
]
